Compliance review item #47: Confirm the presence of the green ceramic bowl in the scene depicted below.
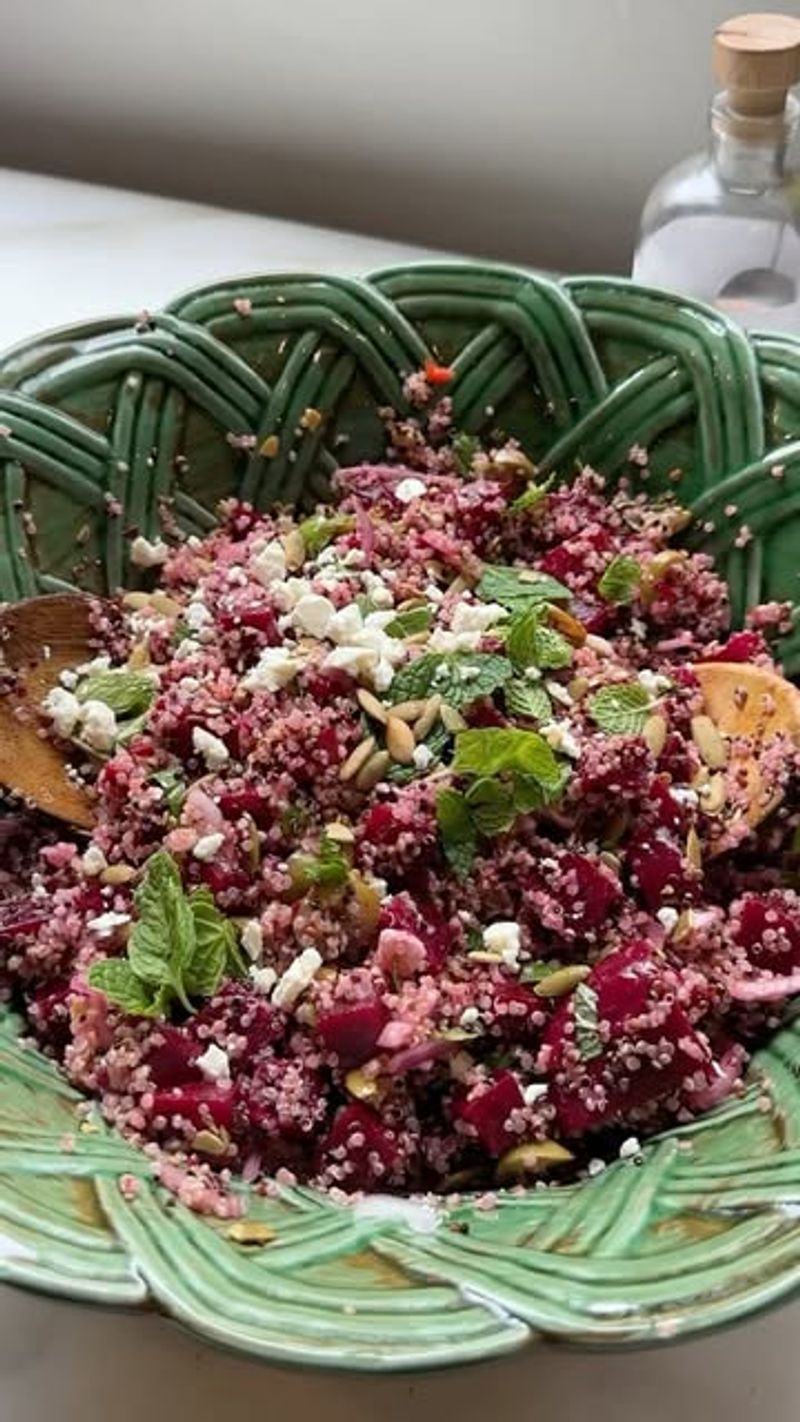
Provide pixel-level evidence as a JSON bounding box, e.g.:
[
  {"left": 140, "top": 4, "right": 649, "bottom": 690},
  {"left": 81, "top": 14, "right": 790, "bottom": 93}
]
[{"left": 1, "top": 264, "right": 800, "bottom": 1372}]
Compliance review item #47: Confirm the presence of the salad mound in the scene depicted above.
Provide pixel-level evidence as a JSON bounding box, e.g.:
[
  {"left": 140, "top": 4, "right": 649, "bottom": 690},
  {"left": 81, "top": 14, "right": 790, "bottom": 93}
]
[{"left": 1, "top": 379, "right": 798, "bottom": 1215}]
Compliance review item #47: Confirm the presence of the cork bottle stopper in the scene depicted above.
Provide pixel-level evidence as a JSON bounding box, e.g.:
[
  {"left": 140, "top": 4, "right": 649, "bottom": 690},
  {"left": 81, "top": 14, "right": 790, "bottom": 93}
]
[{"left": 714, "top": 13, "right": 800, "bottom": 117}]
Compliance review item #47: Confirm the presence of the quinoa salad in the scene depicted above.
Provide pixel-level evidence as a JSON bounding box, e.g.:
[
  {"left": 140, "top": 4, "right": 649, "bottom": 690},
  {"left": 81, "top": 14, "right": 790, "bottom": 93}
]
[{"left": 1, "top": 370, "right": 799, "bottom": 1217}]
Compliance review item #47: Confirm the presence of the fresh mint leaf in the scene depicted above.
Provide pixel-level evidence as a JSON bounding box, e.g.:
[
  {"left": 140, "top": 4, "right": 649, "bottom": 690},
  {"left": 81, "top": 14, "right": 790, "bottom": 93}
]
[
  {"left": 389, "top": 652, "right": 512, "bottom": 710},
  {"left": 505, "top": 605, "right": 572, "bottom": 671},
  {"left": 151, "top": 768, "right": 186, "bottom": 818},
  {"left": 436, "top": 788, "right": 477, "bottom": 879},
  {"left": 505, "top": 678, "right": 552, "bottom": 723},
  {"left": 130, "top": 850, "right": 195, "bottom": 1009},
  {"left": 87, "top": 959, "right": 161, "bottom": 1017},
  {"left": 477, "top": 564, "right": 571, "bottom": 610},
  {"left": 587, "top": 682, "right": 652, "bottom": 735},
  {"left": 184, "top": 888, "right": 232, "bottom": 998},
  {"left": 77, "top": 669, "right": 155, "bottom": 718},
  {"left": 598, "top": 554, "right": 642, "bottom": 606},
  {"left": 511, "top": 474, "right": 554, "bottom": 513},
  {"left": 573, "top": 981, "right": 603, "bottom": 1061},
  {"left": 465, "top": 777, "right": 516, "bottom": 836},
  {"left": 453, "top": 727, "right": 562, "bottom": 787},
  {"left": 298, "top": 513, "right": 355, "bottom": 557},
  {"left": 452, "top": 432, "right": 480, "bottom": 476},
  {"left": 288, "top": 835, "right": 350, "bottom": 894},
  {"left": 511, "top": 772, "right": 550, "bottom": 812},
  {"left": 520, "top": 958, "right": 561, "bottom": 985},
  {"left": 385, "top": 606, "right": 433, "bottom": 638}
]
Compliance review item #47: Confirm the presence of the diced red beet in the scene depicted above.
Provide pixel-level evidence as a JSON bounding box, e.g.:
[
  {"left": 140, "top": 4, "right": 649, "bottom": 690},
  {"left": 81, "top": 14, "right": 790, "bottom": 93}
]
[
  {"left": 316, "top": 999, "right": 390, "bottom": 1067},
  {"left": 217, "top": 788, "right": 273, "bottom": 827},
  {"left": 464, "top": 699, "right": 507, "bottom": 729},
  {"left": 147, "top": 1028, "right": 202, "bottom": 1088},
  {"left": 0, "top": 895, "right": 50, "bottom": 940},
  {"left": 319, "top": 1102, "right": 399, "bottom": 1189},
  {"left": 240, "top": 1058, "right": 326, "bottom": 1140},
  {"left": 237, "top": 606, "right": 281, "bottom": 642},
  {"left": 539, "top": 527, "right": 613, "bottom": 586},
  {"left": 316, "top": 725, "right": 341, "bottom": 765},
  {"left": 733, "top": 893, "right": 800, "bottom": 973},
  {"left": 27, "top": 980, "right": 73, "bottom": 1051},
  {"left": 151, "top": 1082, "right": 235, "bottom": 1131},
  {"left": 302, "top": 666, "right": 355, "bottom": 700},
  {"left": 571, "top": 596, "right": 612, "bottom": 635},
  {"left": 543, "top": 941, "right": 709, "bottom": 1134},
  {"left": 361, "top": 803, "right": 400, "bottom": 845},
  {"left": 627, "top": 831, "right": 693, "bottom": 910},
  {"left": 560, "top": 852, "right": 620, "bottom": 931},
  {"left": 198, "top": 862, "right": 253, "bottom": 902},
  {"left": 645, "top": 778, "right": 687, "bottom": 834},
  {"left": 456, "top": 1070, "right": 525, "bottom": 1155},
  {"left": 378, "top": 894, "right": 455, "bottom": 972},
  {"left": 703, "top": 631, "right": 765, "bottom": 664},
  {"left": 193, "top": 984, "right": 284, "bottom": 1058}
]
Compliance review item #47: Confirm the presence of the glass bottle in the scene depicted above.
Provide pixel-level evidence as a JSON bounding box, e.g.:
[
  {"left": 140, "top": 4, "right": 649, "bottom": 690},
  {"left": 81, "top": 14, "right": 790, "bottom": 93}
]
[{"left": 633, "top": 12, "right": 800, "bottom": 333}]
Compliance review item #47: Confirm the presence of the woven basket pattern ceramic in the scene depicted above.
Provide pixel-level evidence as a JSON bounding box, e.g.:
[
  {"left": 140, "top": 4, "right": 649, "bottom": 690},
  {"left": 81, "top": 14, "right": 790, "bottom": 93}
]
[{"left": 1, "top": 265, "right": 800, "bottom": 1371}]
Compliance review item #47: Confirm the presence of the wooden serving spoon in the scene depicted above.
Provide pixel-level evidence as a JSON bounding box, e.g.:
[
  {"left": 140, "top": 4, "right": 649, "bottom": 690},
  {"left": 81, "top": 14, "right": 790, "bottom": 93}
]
[
  {"left": 693, "top": 661, "right": 800, "bottom": 833},
  {"left": 0, "top": 594, "right": 97, "bottom": 829}
]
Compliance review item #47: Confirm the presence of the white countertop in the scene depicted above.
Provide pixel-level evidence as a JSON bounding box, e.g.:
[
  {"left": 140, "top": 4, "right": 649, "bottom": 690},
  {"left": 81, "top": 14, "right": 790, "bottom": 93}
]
[{"left": 0, "top": 166, "right": 799, "bottom": 1421}]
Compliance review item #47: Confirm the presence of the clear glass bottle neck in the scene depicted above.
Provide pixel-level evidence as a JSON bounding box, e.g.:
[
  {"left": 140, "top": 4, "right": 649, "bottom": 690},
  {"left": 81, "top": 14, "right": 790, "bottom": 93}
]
[{"left": 710, "top": 92, "right": 798, "bottom": 193}]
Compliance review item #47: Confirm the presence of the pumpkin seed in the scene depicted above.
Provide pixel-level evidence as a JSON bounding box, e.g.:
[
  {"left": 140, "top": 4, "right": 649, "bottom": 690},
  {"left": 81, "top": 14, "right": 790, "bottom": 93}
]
[
  {"left": 643, "top": 713, "right": 668, "bottom": 758},
  {"left": 283, "top": 529, "right": 306, "bottom": 571},
  {"left": 355, "top": 749, "right": 391, "bottom": 791},
  {"left": 567, "top": 676, "right": 590, "bottom": 702},
  {"left": 386, "top": 716, "right": 416, "bottom": 764},
  {"left": 121, "top": 591, "right": 152, "bottom": 610},
  {"left": 413, "top": 694, "right": 442, "bottom": 741},
  {"left": 149, "top": 592, "right": 182, "bottom": 618},
  {"left": 496, "top": 1140, "right": 574, "bottom": 1182},
  {"left": 325, "top": 820, "right": 355, "bottom": 844},
  {"left": 390, "top": 699, "right": 427, "bottom": 722},
  {"left": 698, "top": 773, "right": 726, "bottom": 815},
  {"left": 260, "top": 434, "right": 280, "bottom": 458},
  {"left": 339, "top": 735, "right": 376, "bottom": 782},
  {"left": 686, "top": 826, "right": 703, "bottom": 870},
  {"left": 300, "top": 406, "right": 323, "bottom": 430},
  {"left": 127, "top": 640, "right": 151, "bottom": 669},
  {"left": 345, "top": 1068, "right": 382, "bottom": 1101},
  {"left": 100, "top": 864, "right": 137, "bottom": 886},
  {"left": 227, "top": 1220, "right": 277, "bottom": 1246},
  {"left": 640, "top": 549, "right": 687, "bottom": 605},
  {"left": 533, "top": 964, "right": 591, "bottom": 998},
  {"left": 356, "top": 688, "right": 388, "bottom": 724},
  {"left": 672, "top": 908, "right": 696, "bottom": 943},
  {"left": 691, "top": 714, "right": 728, "bottom": 769},
  {"left": 439, "top": 703, "right": 467, "bottom": 733},
  {"left": 192, "top": 1129, "right": 229, "bottom": 1157},
  {"left": 547, "top": 605, "right": 587, "bottom": 646},
  {"left": 491, "top": 447, "right": 536, "bottom": 478}
]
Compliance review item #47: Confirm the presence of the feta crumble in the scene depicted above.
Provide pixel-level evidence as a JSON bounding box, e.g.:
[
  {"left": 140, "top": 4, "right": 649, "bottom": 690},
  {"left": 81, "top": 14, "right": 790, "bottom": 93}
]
[
  {"left": 196, "top": 1043, "right": 231, "bottom": 1082},
  {"left": 271, "top": 947, "right": 323, "bottom": 1009},
  {"left": 192, "top": 832, "right": 226, "bottom": 862},
  {"left": 129, "top": 535, "right": 169, "bottom": 568},
  {"left": 394, "top": 476, "right": 427, "bottom": 503},
  {"left": 482, "top": 921, "right": 521, "bottom": 969},
  {"left": 192, "top": 726, "right": 230, "bottom": 771},
  {"left": 241, "top": 920, "right": 264, "bottom": 962}
]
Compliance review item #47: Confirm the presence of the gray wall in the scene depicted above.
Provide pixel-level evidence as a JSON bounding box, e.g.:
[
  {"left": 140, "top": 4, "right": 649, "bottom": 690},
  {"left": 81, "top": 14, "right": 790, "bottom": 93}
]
[{"left": 0, "top": 0, "right": 795, "bottom": 272}]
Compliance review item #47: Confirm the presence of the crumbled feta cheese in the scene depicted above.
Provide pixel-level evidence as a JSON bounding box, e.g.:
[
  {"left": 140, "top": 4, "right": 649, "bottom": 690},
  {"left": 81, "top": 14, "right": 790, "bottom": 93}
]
[
  {"left": 372, "top": 656, "right": 396, "bottom": 692},
  {"left": 249, "top": 965, "right": 278, "bottom": 995},
  {"left": 179, "top": 677, "right": 201, "bottom": 693},
  {"left": 542, "top": 720, "right": 581, "bottom": 759},
  {"left": 328, "top": 604, "right": 364, "bottom": 644},
  {"left": 342, "top": 548, "right": 365, "bottom": 568},
  {"left": 241, "top": 920, "right": 264, "bottom": 962},
  {"left": 292, "top": 593, "right": 336, "bottom": 640},
  {"left": 424, "top": 582, "right": 444, "bottom": 605},
  {"left": 394, "top": 476, "right": 427, "bottom": 503},
  {"left": 271, "top": 947, "right": 323, "bottom": 1010},
  {"left": 450, "top": 601, "right": 507, "bottom": 635},
  {"left": 242, "top": 646, "right": 302, "bottom": 692},
  {"left": 196, "top": 1043, "right": 231, "bottom": 1082},
  {"left": 482, "top": 921, "right": 521, "bottom": 969},
  {"left": 81, "top": 845, "right": 108, "bottom": 877},
  {"left": 619, "top": 1135, "right": 642, "bottom": 1161},
  {"left": 43, "top": 687, "right": 81, "bottom": 738},
  {"left": 250, "top": 540, "right": 287, "bottom": 587},
  {"left": 630, "top": 617, "right": 648, "bottom": 640},
  {"left": 545, "top": 679, "right": 573, "bottom": 707},
  {"left": 184, "top": 601, "right": 212, "bottom": 631},
  {"left": 412, "top": 744, "right": 434, "bottom": 771},
  {"left": 670, "top": 787, "right": 698, "bottom": 808},
  {"left": 192, "top": 726, "right": 229, "bottom": 771},
  {"left": 428, "top": 626, "right": 482, "bottom": 654},
  {"left": 270, "top": 576, "right": 311, "bottom": 612},
  {"left": 523, "top": 1083, "right": 549, "bottom": 1106},
  {"left": 587, "top": 1158, "right": 607, "bottom": 1177},
  {"left": 80, "top": 700, "right": 117, "bottom": 752},
  {"left": 637, "top": 668, "right": 671, "bottom": 695},
  {"left": 192, "top": 832, "right": 225, "bottom": 862},
  {"left": 656, "top": 906, "right": 679, "bottom": 933},
  {"left": 129, "top": 535, "right": 169, "bottom": 568},
  {"left": 173, "top": 639, "right": 202, "bottom": 662},
  {"left": 59, "top": 669, "right": 79, "bottom": 690},
  {"left": 459, "top": 1006, "right": 481, "bottom": 1030},
  {"left": 75, "top": 655, "right": 111, "bottom": 677},
  {"left": 87, "top": 911, "right": 131, "bottom": 935}
]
